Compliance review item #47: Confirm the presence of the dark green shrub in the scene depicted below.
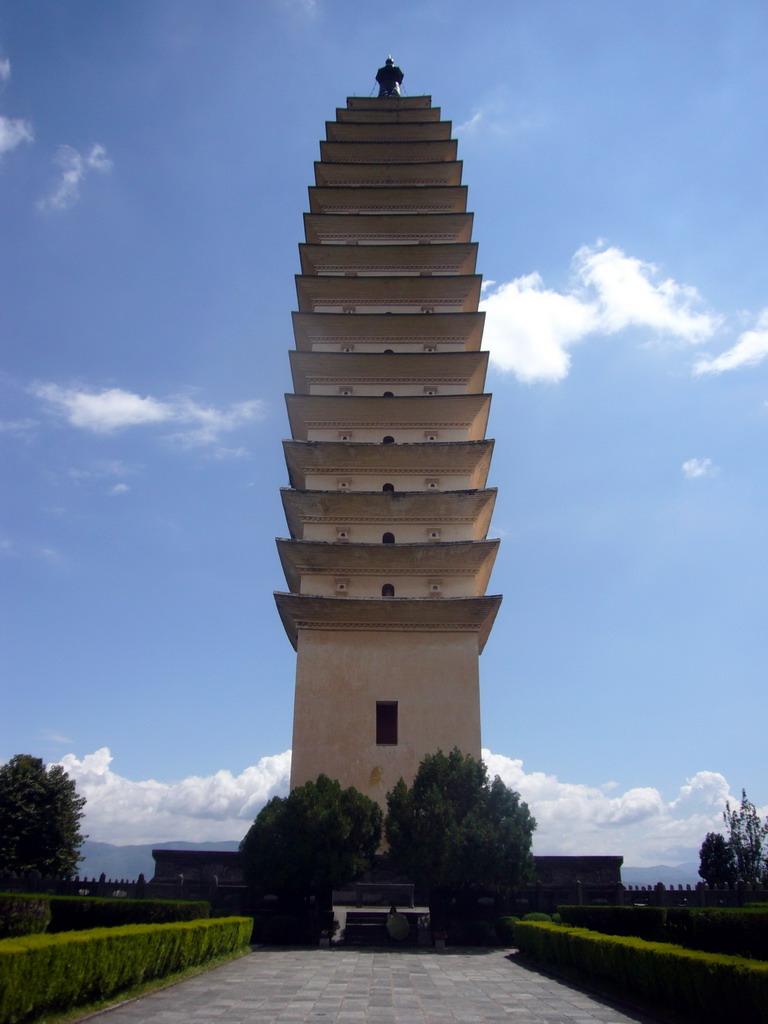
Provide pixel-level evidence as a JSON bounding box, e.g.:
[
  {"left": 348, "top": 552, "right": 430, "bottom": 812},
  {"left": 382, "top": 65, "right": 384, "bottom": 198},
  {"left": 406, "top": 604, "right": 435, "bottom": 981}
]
[
  {"left": 495, "top": 915, "right": 519, "bottom": 944},
  {"left": 0, "top": 916, "right": 253, "bottom": 1024},
  {"left": 0, "top": 894, "right": 51, "bottom": 938},
  {"left": 558, "top": 906, "right": 667, "bottom": 942},
  {"left": 48, "top": 895, "right": 210, "bottom": 932},
  {"left": 513, "top": 921, "right": 768, "bottom": 1024},
  {"left": 559, "top": 905, "right": 768, "bottom": 958},
  {"left": 249, "top": 914, "right": 268, "bottom": 943},
  {"left": 522, "top": 912, "right": 552, "bottom": 922},
  {"left": 462, "top": 919, "right": 496, "bottom": 945},
  {"left": 666, "top": 907, "right": 768, "bottom": 960}
]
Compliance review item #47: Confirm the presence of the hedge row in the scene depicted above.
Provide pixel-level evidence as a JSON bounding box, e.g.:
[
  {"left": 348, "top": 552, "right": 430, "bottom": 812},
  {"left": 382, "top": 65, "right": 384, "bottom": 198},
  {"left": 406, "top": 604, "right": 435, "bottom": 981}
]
[
  {"left": 666, "top": 907, "right": 768, "bottom": 961},
  {"left": 0, "top": 916, "right": 253, "bottom": 1024},
  {"left": 47, "top": 895, "right": 211, "bottom": 933},
  {"left": 558, "top": 906, "right": 667, "bottom": 942},
  {"left": 558, "top": 905, "right": 768, "bottom": 960},
  {"left": 0, "top": 892, "right": 210, "bottom": 938},
  {"left": 0, "top": 896, "right": 51, "bottom": 940},
  {"left": 514, "top": 921, "right": 768, "bottom": 1024}
]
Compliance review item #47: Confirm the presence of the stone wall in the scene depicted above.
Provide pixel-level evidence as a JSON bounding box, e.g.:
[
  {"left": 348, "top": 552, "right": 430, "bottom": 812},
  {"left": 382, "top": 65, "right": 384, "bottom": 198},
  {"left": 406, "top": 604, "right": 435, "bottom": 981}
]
[{"left": 4, "top": 851, "right": 764, "bottom": 917}]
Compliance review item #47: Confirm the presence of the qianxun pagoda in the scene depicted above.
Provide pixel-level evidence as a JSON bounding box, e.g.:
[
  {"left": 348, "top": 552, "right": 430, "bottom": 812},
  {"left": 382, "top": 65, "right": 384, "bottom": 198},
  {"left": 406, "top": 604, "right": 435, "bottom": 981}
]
[{"left": 275, "top": 86, "right": 501, "bottom": 807}]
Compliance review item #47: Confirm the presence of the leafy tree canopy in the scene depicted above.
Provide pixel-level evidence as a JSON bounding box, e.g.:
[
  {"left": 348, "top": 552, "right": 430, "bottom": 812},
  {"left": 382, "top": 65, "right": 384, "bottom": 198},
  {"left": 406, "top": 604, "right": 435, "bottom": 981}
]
[
  {"left": 384, "top": 748, "right": 536, "bottom": 892},
  {"left": 0, "top": 754, "right": 87, "bottom": 876},
  {"left": 240, "top": 774, "right": 382, "bottom": 898},
  {"left": 698, "top": 831, "right": 737, "bottom": 887},
  {"left": 698, "top": 789, "right": 768, "bottom": 887},
  {"left": 723, "top": 789, "right": 768, "bottom": 885}
]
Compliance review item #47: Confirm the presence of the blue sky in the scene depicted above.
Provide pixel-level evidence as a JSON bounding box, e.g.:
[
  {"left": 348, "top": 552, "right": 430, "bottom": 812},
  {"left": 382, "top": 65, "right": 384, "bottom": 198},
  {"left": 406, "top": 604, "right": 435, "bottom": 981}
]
[{"left": 2, "top": 0, "right": 766, "bottom": 866}]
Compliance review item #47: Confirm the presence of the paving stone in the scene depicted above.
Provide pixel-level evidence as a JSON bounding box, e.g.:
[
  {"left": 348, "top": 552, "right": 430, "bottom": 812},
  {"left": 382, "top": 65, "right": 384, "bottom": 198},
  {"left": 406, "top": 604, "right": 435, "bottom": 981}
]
[{"left": 91, "top": 948, "right": 663, "bottom": 1023}]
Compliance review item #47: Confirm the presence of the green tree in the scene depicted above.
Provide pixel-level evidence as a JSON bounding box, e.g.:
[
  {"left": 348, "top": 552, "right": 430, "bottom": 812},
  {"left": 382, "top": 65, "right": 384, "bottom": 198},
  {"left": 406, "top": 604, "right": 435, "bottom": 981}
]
[
  {"left": 240, "top": 775, "right": 382, "bottom": 900},
  {"left": 723, "top": 789, "right": 768, "bottom": 885},
  {"left": 0, "top": 755, "right": 87, "bottom": 876},
  {"left": 384, "top": 748, "right": 536, "bottom": 892},
  {"left": 698, "top": 831, "right": 737, "bottom": 887}
]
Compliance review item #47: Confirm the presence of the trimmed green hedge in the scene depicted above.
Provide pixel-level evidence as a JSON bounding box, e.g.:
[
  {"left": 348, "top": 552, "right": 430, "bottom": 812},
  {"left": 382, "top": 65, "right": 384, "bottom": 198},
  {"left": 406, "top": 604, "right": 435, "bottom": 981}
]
[
  {"left": 666, "top": 907, "right": 768, "bottom": 961},
  {"left": 0, "top": 896, "right": 51, "bottom": 940},
  {"left": 0, "top": 892, "right": 211, "bottom": 937},
  {"left": 558, "top": 905, "right": 667, "bottom": 942},
  {"left": 46, "top": 895, "right": 211, "bottom": 932},
  {"left": 513, "top": 921, "right": 768, "bottom": 1024},
  {"left": 558, "top": 904, "right": 768, "bottom": 959},
  {"left": 0, "top": 916, "right": 253, "bottom": 1023}
]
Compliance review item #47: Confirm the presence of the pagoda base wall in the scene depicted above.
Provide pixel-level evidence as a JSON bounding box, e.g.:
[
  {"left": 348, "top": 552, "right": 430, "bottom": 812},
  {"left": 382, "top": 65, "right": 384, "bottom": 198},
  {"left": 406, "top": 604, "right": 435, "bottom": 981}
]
[{"left": 290, "top": 627, "right": 481, "bottom": 806}]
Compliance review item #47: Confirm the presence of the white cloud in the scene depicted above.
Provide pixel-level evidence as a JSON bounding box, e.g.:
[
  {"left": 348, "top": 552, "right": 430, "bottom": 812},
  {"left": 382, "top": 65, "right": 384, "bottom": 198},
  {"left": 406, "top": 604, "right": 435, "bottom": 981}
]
[
  {"left": 38, "top": 142, "right": 112, "bottom": 211},
  {"left": 40, "top": 729, "right": 74, "bottom": 745},
  {"left": 54, "top": 746, "right": 757, "bottom": 867},
  {"left": 455, "top": 94, "right": 542, "bottom": 140},
  {"left": 32, "top": 383, "right": 265, "bottom": 447},
  {"left": 35, "top": 384, "right": 172, "bottom": 431},
  {"left": 0, "top": 58, "right": 10, "bottom": 82},
  {"left": 483, "top": 751, "right": 740, "bottom": 866},
  {"left": 0, "top": 115, "right": 33, "bottom": 157},
  {"left": 694, "top": 309, "right": 768, "bottom": 375},
  {"left": 108, "top": 483, "right": 130, "bottom": 496},
  {"left": 212, "top": 445, "right": 250, "bottom": 460},
  {"left": 576, "top": 246, "right": 718, "bottom": 342},
  {"left": 68, "top": 459, "right": 137, "bottom": 481},
  {"left": 165, "top": 397, "right": 265, "bottom": 448},
  {"left": 58, "top": 748, "right": 291, "bottom": 845},
  {"left": 682, "top": 457, "right": 718, "bottom": 479},
  {"left": 0, "top": 417, "right": 37, "bottom": 437},
  {"left": 37, "top": 546, "right": 64, "bottom": 563},
  {"left": 481, "top": 271, "right": 599, "bottom": 382},
  {"left": 456, "top": 110, "right": 484, "bottom": 134},
  {"left": 281, "top": 0, "right": 317, "bottom": 15},
  {"left": 481, "top": 245, "right": 720, "bottom": 382}
]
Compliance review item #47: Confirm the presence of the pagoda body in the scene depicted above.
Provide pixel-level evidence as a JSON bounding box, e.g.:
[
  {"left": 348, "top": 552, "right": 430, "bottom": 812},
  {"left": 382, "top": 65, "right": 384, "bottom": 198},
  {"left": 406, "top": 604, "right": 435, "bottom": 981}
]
[{"left": 276, "top": 94, "right": 501, "bottom": 805}]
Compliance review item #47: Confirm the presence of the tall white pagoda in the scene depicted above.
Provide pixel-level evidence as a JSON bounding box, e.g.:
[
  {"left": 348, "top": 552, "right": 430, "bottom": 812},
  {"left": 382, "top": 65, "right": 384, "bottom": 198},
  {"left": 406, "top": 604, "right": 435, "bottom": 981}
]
[{"left": 275, "top": 90, "right": 501, "bottom": 805}]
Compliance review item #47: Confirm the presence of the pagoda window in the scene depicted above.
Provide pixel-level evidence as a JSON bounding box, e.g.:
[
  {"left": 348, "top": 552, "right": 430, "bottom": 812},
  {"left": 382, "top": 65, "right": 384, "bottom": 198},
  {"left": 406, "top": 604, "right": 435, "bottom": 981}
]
[
  {"left": 382, "top": 435, "right": 395, "bottom": 444},
  {"left": 382, "top": 483, "right": 395, "bottom": 492},
  {"left": 383, "top": 349, "right": 394, "bottom": 354},
  {"left": 428, "top": 578, "right": 443, "bottom": 595},
  {"left": 382, "top": 532, "right": 395, "bottom": 544},
  {"left": 381, "top": 584, "right": 395, "bottom": 597},
  {"left": 376, "top": 702, "right": 398, "bottom": 745},
  {"left": 383, "top": 391, "right": 394, "bottom": 397}
]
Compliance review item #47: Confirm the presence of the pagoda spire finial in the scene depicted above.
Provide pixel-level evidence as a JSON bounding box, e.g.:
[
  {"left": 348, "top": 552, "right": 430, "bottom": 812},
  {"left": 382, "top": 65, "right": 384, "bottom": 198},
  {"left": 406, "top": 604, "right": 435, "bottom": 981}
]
[{"left": 376, "top": 56, "right": 404, "bottom": 97}]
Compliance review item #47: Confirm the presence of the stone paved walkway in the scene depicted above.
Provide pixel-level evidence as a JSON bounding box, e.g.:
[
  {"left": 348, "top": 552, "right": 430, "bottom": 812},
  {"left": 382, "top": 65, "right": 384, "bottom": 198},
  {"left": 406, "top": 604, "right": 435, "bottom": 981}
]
[{"left": 94, "top": 947, "right": 663, "bottom": 1024}]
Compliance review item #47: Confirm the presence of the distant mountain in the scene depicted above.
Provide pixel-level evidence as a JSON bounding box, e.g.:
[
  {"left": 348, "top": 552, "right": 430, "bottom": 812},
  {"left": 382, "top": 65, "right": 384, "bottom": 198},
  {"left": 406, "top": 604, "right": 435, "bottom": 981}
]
[
  {"left": 621, "top": 862, "right": 701, "bottom": 887},
  {"left": 77, "top": 840, "right": 241, "bottom": 881}
]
